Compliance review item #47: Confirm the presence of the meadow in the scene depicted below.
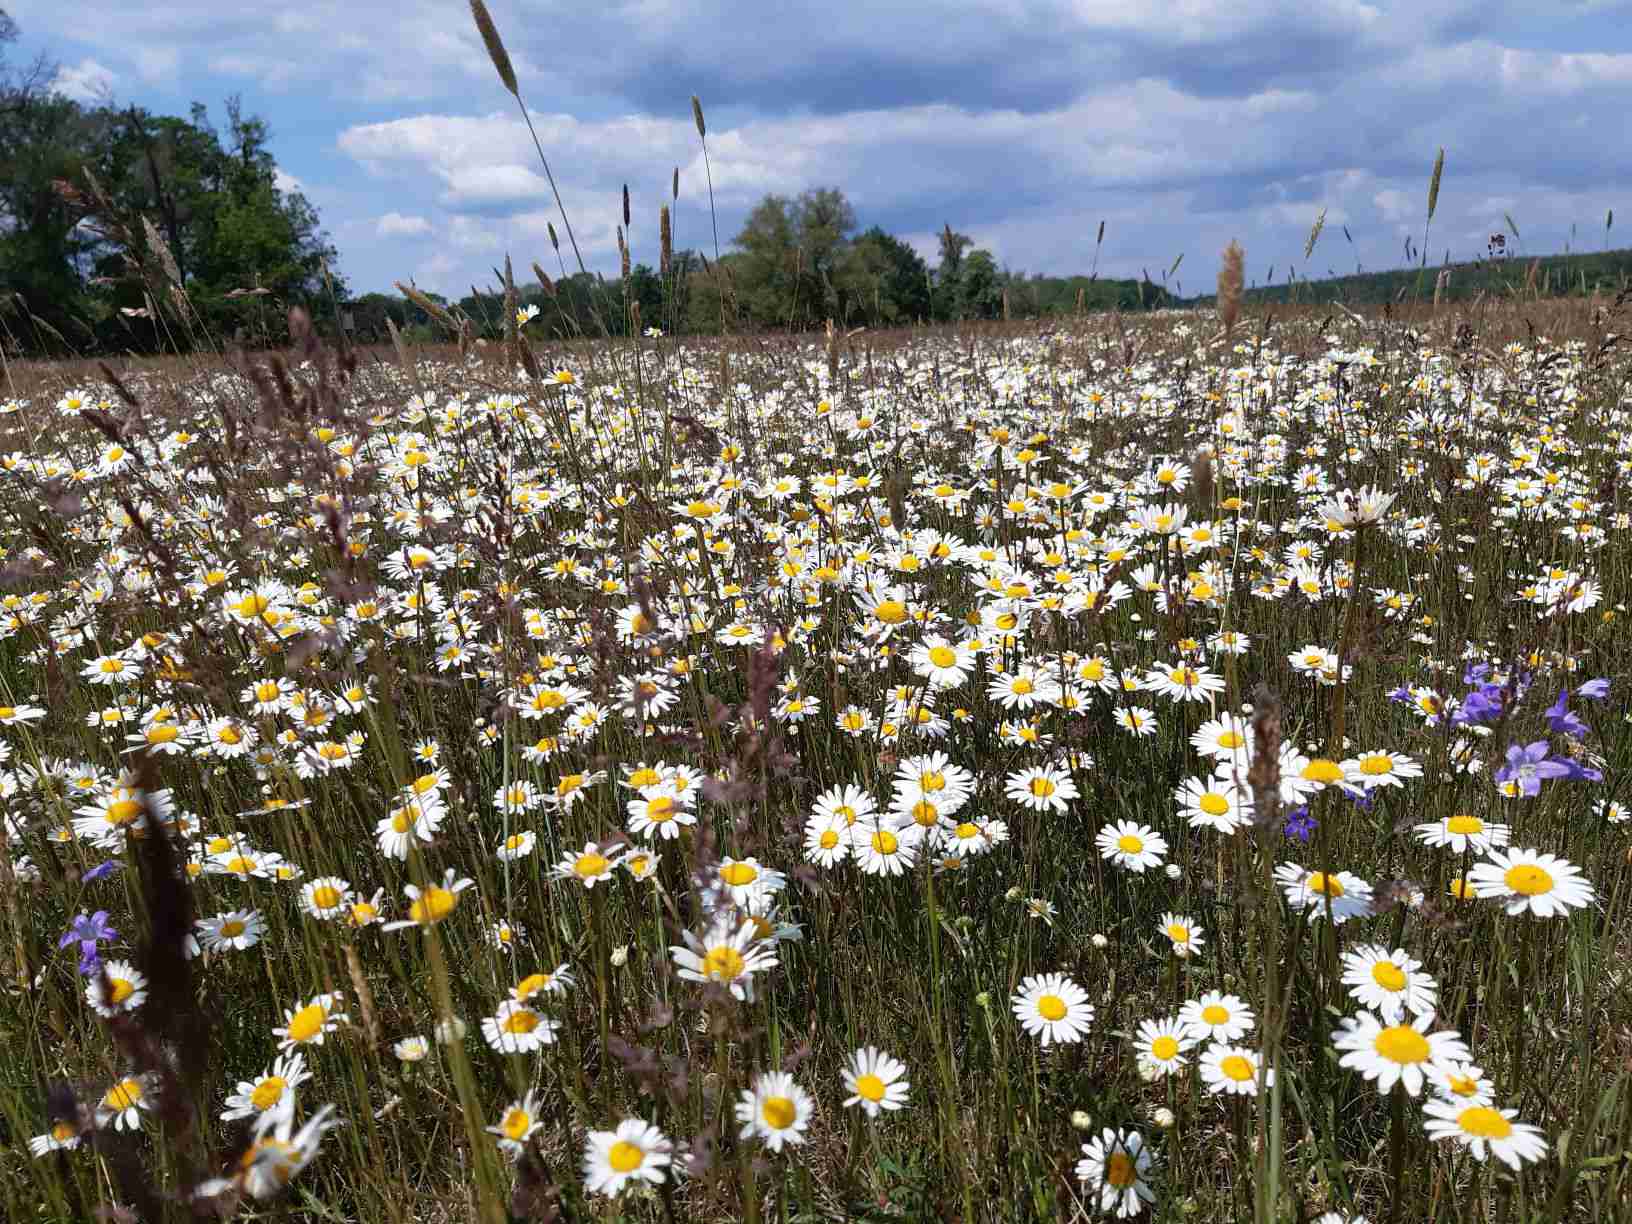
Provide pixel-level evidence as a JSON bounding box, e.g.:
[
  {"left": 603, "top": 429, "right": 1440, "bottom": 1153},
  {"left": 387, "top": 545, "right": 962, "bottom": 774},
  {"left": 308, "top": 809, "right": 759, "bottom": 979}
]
[{"left": 0, "top": 279, "right": 1630, "bottom": 1224}]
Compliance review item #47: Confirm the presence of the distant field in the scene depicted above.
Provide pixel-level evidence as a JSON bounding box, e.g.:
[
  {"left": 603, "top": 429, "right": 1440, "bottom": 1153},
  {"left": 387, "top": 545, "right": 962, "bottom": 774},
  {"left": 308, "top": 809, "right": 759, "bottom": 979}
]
[{"left": 1, "top": 297, "right": 1630, "bottom": 1222}]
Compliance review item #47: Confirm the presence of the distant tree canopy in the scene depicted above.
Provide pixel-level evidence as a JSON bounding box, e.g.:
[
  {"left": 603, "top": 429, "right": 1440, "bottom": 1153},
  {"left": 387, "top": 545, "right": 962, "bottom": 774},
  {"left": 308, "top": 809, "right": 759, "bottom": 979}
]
[{"left": 0, "top": 12, "right": 340, "bottom": 355}]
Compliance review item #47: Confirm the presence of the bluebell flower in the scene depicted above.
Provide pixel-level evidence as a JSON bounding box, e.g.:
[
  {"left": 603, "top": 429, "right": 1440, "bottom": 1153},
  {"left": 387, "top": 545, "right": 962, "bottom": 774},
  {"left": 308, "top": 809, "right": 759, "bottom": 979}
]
[
  {"left": 1545, "top": 690, "right": 1589, "bottom": 738},
  {"left": 58, "top": 910, "right": 118, "bottom": 977},
  {"left": 1494, "top": 741, "right": 1573, "bottom": 798},
  {"left": 1577, "top": 677, "right": 1611, "bottom": 701},
  {"left": 1283, "top": 806, "right": 1317, "bottom": 843}
]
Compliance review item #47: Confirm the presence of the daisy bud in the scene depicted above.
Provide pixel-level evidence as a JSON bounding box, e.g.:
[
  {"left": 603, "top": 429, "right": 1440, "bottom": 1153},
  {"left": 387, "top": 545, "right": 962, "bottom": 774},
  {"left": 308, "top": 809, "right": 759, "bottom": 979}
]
[
  {"left": 434, "top": 1017, "right": 467, "bottom": 1044},
  {"left": 1164, "top": 864, "right": 1182, "bottom": 880},
  {"left": 610, "top": 944, "right": 629, "bottom": 968},
  {"left": 1137, "top": 1059, "right": 1163, "bottom": 1082},
  {"left": 974, "top": 991, "right": 991, "bottom": 1010},
  {"left": 1004, "top": 886, "right": 1023, "bottom": 902},
  {"left": 1150, "top": 1106, "right": 1176, "bottom": 1129},
  {"left": 1091, "top": 933, "right": 1109, "bottom": 949},
  {"left": 1070, "top": 1110, "right": 1092, "bottom": 1131}
]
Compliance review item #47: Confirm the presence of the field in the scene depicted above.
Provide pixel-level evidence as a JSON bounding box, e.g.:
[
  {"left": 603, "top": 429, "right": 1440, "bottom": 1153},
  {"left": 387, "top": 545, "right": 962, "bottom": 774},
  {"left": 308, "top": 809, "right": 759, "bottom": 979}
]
[{"left": 2, "top": 294, "right": 1631, "bottom": 1223}]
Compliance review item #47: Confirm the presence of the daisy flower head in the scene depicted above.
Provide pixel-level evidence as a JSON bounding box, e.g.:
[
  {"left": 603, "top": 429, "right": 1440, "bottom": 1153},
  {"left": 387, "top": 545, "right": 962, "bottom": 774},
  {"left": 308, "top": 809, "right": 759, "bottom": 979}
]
[
  {"left": 198, "top": 909, "right": 265, "bottom": 954},
  {"left": 28, "top": 1118, "right": 83, "bottom": 1156},
  {"left": 97, "top": 1074, "right": 151, "bottom": 1130},
  {"left": 852, "top": 816, "right": 923, "bottom": 876},
  {"left": 495, "top": 829, "right": 537, "bottom": 861},
  {"left": 1011, "top": 972, "right": 1094, "bottom": 1046},
  {"left": 626, "top": 785, "right": 695, "bottom": 841},
  {"left": 273, "top": 992, "right": 348, "bottom": 1052},
  {"left": 908, "top": 635, "right": 975, "bottom": 689},
  {"left": 1422, "top": 1099, "right": 1548, "bottom": 1169},
  {"left": 482, "top": 1000, "right": 560, "bottom": 1053},
  {"left": 1342, "top": 749, "right": 1422, "bottom": 790},
  {"left": 893, "top": 751, "right": 975, "bottom": 810},
  {"left": 1273, "top": 863, "right": 1375, "bottom": 924},
  {"left": 1178, "top": 991, "right": 1256, "bottom": 1044},
  {"left": 552, "top": 841, "right": 623, "bottom": 890},
  {"left": 670, "top": 914, "right": 778, "bottom": 1001},
  {"left": 1467, "top": 847, "right": 1595, "bottom": 917},
  {"left": 1133, "top": 1016, "right": 1196, "bottom": 1078},
  {"left": 1333, "top": 1010, "right": 1471, "bottom": 1097},
  {"left": 714, "top": 857, "right": 783, "bottom": 907},
  {"left": 735, "top": 1070, "right": 813, "bottom": 1151},
  {"left": 583, "top": 1118, "right": 673, "bottom": 1197},
  {"left": 1097, "top": 820, "right": 1168, "bottom": 873},
  {"left": 383, "top": 869, "right": 476, "bottom": 930},
  {"left": 221, "top": 1052, "right": 311, "bottom": 1123},
  {"left": 87, "top": 960, "right": 147, "bottom": 1017},
  {"left": 1158, "top": 913, "right": 1204, "bottom": 958},
  {"left": 1413, "top": 813, "right": 1509, "bottom": 855},
  {"left": 514, "top": 964, "right": 576, "bottom": 1001},
  {"left": 1199, "top": 1044, "right": 1271, "bottom": 1095},
  {"left": 842, "top": 1046, "right": 910, "bottom": 1117},
  {"left": 1144, "top": 661, "right": 1225, "bottom": 703},
  {"left": 300, "top": 877, "right": 352, "bottom": 920},
  {"left": 488, "top": 1090, "right": 543, "bottom": 1157},
  {"left": 1076, "top": 1126, "right": 1158, "bottom": 1218},
  {"left": 1004, "top": 764, "right": 1079, "bottom": 814},
  {"left": 803, "top": 812, "right": 851, "bottom": 868},
  {"left": 1340, "top": 944, "right": 1438, "bottom": 1022},
  {"left": 1176, "top": 774, "right": 1251, "bottom": 833},
  {"left": 1431, "top": 1060, "right": 1495, "bottom": 1108},
  {"left": 1114, "top": 705, "right": 1160, "bottom": 737}
]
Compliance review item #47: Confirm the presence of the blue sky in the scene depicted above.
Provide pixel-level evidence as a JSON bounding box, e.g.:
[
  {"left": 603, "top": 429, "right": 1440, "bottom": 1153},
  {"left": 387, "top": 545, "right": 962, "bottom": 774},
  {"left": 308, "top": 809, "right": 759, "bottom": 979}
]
[{"left": 11, "top": 0, "right": 1632, "bottom": 299}]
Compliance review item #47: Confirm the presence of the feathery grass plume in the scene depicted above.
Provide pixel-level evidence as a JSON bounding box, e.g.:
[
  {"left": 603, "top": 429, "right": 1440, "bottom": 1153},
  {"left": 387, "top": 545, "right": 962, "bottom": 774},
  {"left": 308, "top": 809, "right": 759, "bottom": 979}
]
[
  {"left": 659, "top": 205, "right": 673, "bottom": 277},
  {"left": 394, "top": 281, "right": 459, "bottom": 334},
  {"left": 1427, "top": 147, "right": 1444, "bottom": 221},
  {"left": 672, "top": 165, "right": 679, "bottom": 201},
  {"left": 468, "top": 0, "right": 518, "bottom": 96},
  {"left": 622, "top": 183, "right": 631, "bottom": 228},
  {"left": 1608, "top": 208, "right": 1615, "bottom": 250},
  {"left": 1433, "top": 267, "right": 1450, "bottom": 310},
  {"left": 1304, "top": 207, "right": 1326, "bottom": 261},
  {"left": 618, "top": 225, "right": 630, "bottom": 280},
  {"left": 1505, "top": 212, "right": 1521, "bottom": 246},
  {"left": 691, "top": 95, "right": 706, "bottom": 139},
  {"left": 531, "top": 260, "right": 555, "bottom": 298},
  {"left": 1245, "top": 683, "right": 1283, "bottom": 831},
  {"left": 1217, "top": 239, "right": 1244, "bottom": 338}
]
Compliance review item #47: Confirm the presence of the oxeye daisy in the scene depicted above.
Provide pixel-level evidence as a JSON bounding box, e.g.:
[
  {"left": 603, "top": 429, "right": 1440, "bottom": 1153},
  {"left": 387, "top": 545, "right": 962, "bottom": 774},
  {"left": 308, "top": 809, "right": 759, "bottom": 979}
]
[
  {"left": 803, "top": 813, "right": 851, "bottom": 868},
  {"left": 87, "top": 960, "right": 147, "bottom": 1017},
  {"left": 1342, "top": 749, "right": 1421, "bottom": 790},
  {"left": 1467, "top": 847, "right": 1595, "bottom": 917},
  {"left": 1097, "top": 820, "right": 1167, "bottom": 873},
  {"left": 97, "top": 1074, "right": 151, "bottom": 1130},
  {"left": 1114, "top": 706, "right": 1160, "bottom": 736},
  {"left": 1413, "top": 813, "right": 1510, "bottom": 855},
  {"left": 383, "top": 869, "right": 475, "bottom": 930},
  {"left": 842, "top": 1047, "right": 910, "bottom": 1117},
  {"left": 1076, "top": 1126, "right": 1158, "bottom": 1218},
  {"left": 626, "top": 787, "right": 695, "bottom": 840},
  {"left": 735, "top": 1070, "right": 812, "bottom": 1151},
  {"left": 1178, "top": 991, "right": 1255, "bottom": 1044},
  {"left": 583, "top": 1118, "right": 673, "bottom": 1197},
  {"left": 221, "top": 1052, "right": 311, "bottom": 1123},
  {"left": 1333, "top": 1010, "right": 1470, "bottom": 1096},
  {"left": 495, "top": 830, "right": 537, "bottom": 861},
  {"left": 28, "top": 1118, "right": 82, "bottom": 1156},
  {"left": 273, "top": 993, "right": 348, "bottom": 1052},
  {"left": 198, "top": 909, "right": 265, "bottom": 953},
  {"left": 1422, "top": 1099, "right": 1549, "bottom": 1169},
  {"left": 1004, "top": 764, "right": 1079, "bottom": 814},
  {"left": 487, "top": 1090, "right": 543, "bottom": 1157},
  {"left": 1133, "top": 1016, "right": 1195, "bottom": 1077},
  {"left": 1175, "top": 774, "right": 1250, "bottom": 833},
  {"left": 1340, "top": 944, "right": 1438, "bottom": 1022},
  {"left": 1273, "top": 863, "right": 1375, "bottom": 923},
  {"left": 669, "top": 915, "right": 778, "bottom": 1001},
  {"left": 908, "top": 636, "right": 975, "bottom": 689},
  {"left": 1144, "top": 661, "right": 1224, "bottom": 703},
  {"left": 552, "top": 841, "right": 623, "bottom": 889},
  {"left": 514, "top": 964, "right": 575, "bottom": 1001},
  {"left": 853, "top": 817, "right": 922, "bottom": 876},
  {"left": 1431, "top": 1060, "right": 1495, "bottom": 1107},
  {"left": 713, "top": 857, "right": 783, "bottom": 906},
  {"left": 1011, "top": 972, "right": 1094, "bottom": 1046},
  {"left": 1199, "top": 1044, "right": 1270, "bottom": 1095},
  {"left": 1157, "top": 913, "right": 1204, "bottom": 958},
  {"left": 812, "top": 781, "right": 876, "bottom": 831},
  {"left": 482, "top": 1000, "right": 560, "bottom": 1053}
]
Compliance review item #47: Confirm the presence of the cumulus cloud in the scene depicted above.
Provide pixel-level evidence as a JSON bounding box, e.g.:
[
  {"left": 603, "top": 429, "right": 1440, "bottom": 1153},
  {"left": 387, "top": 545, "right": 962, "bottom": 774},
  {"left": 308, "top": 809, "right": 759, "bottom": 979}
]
[
  {"left": 377, "top": 212, "right": 433, "bottom": 237},
  {"left": 51, "top": 59, "right": 117, "bottom": 103}
]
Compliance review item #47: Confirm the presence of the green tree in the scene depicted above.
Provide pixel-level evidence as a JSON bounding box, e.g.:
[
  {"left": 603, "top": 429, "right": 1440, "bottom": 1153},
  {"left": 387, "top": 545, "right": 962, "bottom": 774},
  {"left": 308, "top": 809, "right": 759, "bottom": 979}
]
[
  {"left": 933, "top": 225, "right": 973, "bottom": 320},
  {"left": 731, "top": 195, "right": 799, "bottom": 327},
  {"left": 836, "top": 226, "right": 930, "bottom": 325},
  {"left": 958, "top": 248, "right": 1002, "bottom": 319}
]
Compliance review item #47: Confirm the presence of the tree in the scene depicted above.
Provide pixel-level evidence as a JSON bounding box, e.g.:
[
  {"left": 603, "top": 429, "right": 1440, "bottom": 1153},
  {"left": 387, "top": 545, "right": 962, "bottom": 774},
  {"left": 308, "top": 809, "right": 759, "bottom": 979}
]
[
  {"left": 731, "top": 195, "right": 799, "bottom": 327},
  {"left": 836, "top": 226, "right": 930, "bottom": 326},
  {"left": 933, "top": 225, "right": 973, "bottom": 320},
  {"left": 958, "top": 248, "right": 1002, "bottom": 319},
  {"left": 793, "top": 187, "right": 856, "bottom": 321}
]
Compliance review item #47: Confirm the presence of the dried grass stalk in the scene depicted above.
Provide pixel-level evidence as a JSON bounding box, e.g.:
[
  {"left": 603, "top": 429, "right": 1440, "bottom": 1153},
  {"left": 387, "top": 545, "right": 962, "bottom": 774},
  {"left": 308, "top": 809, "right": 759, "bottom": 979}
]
[
  {"left": 691, "top": 95, "right": 706, "bottom": 139},
  {"left": 469, "top": 0, "right": 518, "bottom": 96},
  {"left": 1427, "top": 147, "right": 1445, "bottom": 223},
  {"left": 1218, "top": 240, "right": 1244, "bottom": 338},
  {"left": 659, "top": 206, "right": 673, "bottom": 277}
]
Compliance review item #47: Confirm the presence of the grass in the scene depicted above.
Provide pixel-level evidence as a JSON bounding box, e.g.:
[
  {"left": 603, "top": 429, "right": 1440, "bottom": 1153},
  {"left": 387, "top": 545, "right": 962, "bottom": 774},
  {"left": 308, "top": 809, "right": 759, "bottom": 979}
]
[{"left": 0, "top": 287, "right": 1630, "bottom": 1221}]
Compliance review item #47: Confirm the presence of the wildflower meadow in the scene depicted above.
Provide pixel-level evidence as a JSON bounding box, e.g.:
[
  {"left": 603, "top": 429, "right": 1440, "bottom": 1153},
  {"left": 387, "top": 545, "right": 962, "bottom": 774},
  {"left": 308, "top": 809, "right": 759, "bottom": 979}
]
[{"left": 2, "top": 9, "right": 1632, "bottom": 1223}]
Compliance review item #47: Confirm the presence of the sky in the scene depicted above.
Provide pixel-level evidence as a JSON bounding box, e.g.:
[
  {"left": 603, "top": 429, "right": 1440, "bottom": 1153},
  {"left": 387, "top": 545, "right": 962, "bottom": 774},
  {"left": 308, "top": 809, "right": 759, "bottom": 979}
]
[{"left": 11, "top": 0, "right": 1632, "bottom": 300}]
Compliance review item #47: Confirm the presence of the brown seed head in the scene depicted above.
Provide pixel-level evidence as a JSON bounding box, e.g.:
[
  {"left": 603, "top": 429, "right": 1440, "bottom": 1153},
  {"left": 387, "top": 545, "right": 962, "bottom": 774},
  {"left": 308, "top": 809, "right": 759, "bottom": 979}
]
[{"left": 468, "top": 0, "right": 519, "bottom": 97}]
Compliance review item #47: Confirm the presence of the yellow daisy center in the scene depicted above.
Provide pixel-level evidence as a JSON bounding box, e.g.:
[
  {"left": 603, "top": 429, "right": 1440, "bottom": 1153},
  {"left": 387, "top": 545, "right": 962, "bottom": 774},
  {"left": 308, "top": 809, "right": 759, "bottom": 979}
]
[
  {"left": 1198, "top": 792, "right": 1230, "bottom": 816},
  {"left": 1029, "top": 777, "right": 1056, "bottom": 798},
  {"left": 1106, "top": 1150, "right": 1137, "bottom": 1187},
  {"left": 1306, "top": 872, "right": 1345, "bottom": 897},
  {"left": 1116, "top": 834, "right": 1144, "bottom": 854},
  {"left": 1037, "top": 994, "right": 1068, "bottom": 1022},
  {"left": 1374, "top": 1025, "right": 1430, "bottom": 1064},
  {"left": 1150, "top": 1035, "right": 1179, "bottom": 1061},
  {"left": 410, "top": 886, "right": 458, "bottom": 923},
  {"left": 1302, "top": 758, "right": 1344, "bottom": 784},
  {"left": 1505, "top": 864, "right": 1553, "bottom": 896},
  {"left": 573, "top": 853, "right": 609, "bottom": 879},
  {"left": 1371, "top": 961, "right": 1407, "bottom": 992},
  {"left": 1200, "top": 1004, "right": 1229, "bottom": 1026},
  {"left": 502, "top": 1009, "right": 539, "bottom": 1034},
  {"left": 503, "top": 1109, "right": 532, "bottom": 1140},
  {"left": 608, "top": 1139, "right": 644, "bottom": 1172},
  {"left": 1219, "top": 1055, "right": 1254, "bottom": 1082},
  {"left": 871, "top": 830, "right": 898, "bottom": 855},
  {"left": 703, "top": 946, "right": 745, "bottom": 981},
  {"left": 720, "top": 862, "right": 758, "bottom": 887},
  {"left": 762, "top": 1096, "right": 797, "bottom": 1129},
  {"left": 311, "top": 885, "right": 342, "bottom": 909},
  {"left": 928, "top": 646, "right": 958, "bottom": 668},
  {"left": 1456, "top": 1106, "right": 1512, "bottom": 1139},
  {"left": 855, "top": 1073, "right": 886, "bottom": 1102},
  {"left": 286, "top": 1004, "right": 325, "bottom": 1043},
  {"left": 250, "top": 1077, "right": 286, "bottom": 1110}
]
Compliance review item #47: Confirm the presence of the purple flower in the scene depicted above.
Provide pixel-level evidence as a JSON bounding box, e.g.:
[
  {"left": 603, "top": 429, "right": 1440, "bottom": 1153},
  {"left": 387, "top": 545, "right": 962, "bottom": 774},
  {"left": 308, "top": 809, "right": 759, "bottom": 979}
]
[
  {"left": 1455, "top": 684, "right": 1506, "bottom": 726},
  {"left": 1494, "top": 740, "right": 1574, "bottom": 798},
  {"left": 1386, "top": 684, "right": 1412, "bottom": 705},
  {"left": 82, "top": 859, "right": 122, "bottom": 883},
  {"left": 1348, "top": 790, "right": 1375, "bottom": 813},
  {"left": 1283, "top": 806, "right": 1317, "bottom": 843},
  {"left": 1545, "top": 689, "right": 1589, "bottom": 738},
  {"left": 59, "top": 910, "right": 118, "bottom": 977},
  {"left": 1577, "top": 677, "right": 1611, "bottom": 701}
]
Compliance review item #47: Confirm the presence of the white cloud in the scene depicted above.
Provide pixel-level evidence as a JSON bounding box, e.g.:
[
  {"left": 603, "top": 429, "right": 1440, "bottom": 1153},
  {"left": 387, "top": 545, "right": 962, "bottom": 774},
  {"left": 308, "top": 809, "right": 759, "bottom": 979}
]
[
  {"left": 378, "top": 212, "right": 433, "bottom": 237},
  {"left": 50, "top": 59, "right": 117, "bottom": 103}
]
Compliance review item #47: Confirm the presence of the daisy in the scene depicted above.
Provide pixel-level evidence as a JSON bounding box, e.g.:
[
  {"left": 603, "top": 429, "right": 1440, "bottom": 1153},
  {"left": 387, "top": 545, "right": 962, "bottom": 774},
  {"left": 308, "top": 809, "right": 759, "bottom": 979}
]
[
  {"left": 1340, "top": 945, "right": 1438, "bottom": 1022},
  {"left": 626, "top": 787, "right": 695, "bottom": 840},
  {"left": 803, "top": 813, "right": 851, "bottom": 868},
  {"left": 842, "top": 1047, "right": 910, "bottom": 1117},
  {"left": 1431, "top": 1060, "right": 1495, "bottom": 1107},
  {"left": 1413, "top": 813, "right": 1510, "bottom": 855},
  {"left": 1274, "top": 863, "right": 1375, "bottom": 924},
  {"left": 893, "top": 752, "right": 975, "bottom": 810},
  {"left": 384, "top": 869, "right": 476, "bottom": 930},
  {"left": 86, "top": 960, "right": 147, "bottom": 1017},
  {"left": 583, "top": 1118, "right": 673, "bottom": 1197},
  {"left": 908, "top": 636, "right": 975, "bottom": 689},
  {"left": 197, "top": 909, "right": 265, "bottom": 953},
  {"left": 670, "top": 915, "right": 778, "bottom": 1001},
  {"left": 853, "top": 818, "right": 923, "bottom": 877},
  {"left": 1011, "top": 973, "right": 1094, "bottom": 1046},
  {"left": 552, "top": 842, "right": 623, "bottom": 890},
  {"left": 1158, "top": 913, "right": 1205, "bottom": 958},
  {"left": 1114, "top": 706, "right": 1160, "bottom": 736},
  {"left": 1342, "top": 750, "right": 1422, "bottom": 790},
  {"left": 273, "top": 993, "right": 348, "bottom": 1052},
  {"left": 28, "top": 1119, "right": 82, "bottom": 1156},
  {"left": 97, "top": 1075, "right": 151, "bottom": 1130},
  {"left": 1133, "top": 1016, "right": 1196, "bottom": 1078},
  {"left": 482, "top": 1000, "right": 560, "bottom": 1053},
  {"left": 221, "top": 1052, "right": 311, "bottom": 1122},
  {"left": 735, "top": 1070, "right": 813, "bottom": 1152},
  {"left": 1178, "top": 992, "right": 1256, "bottom": 1044},
  {"left": 1199, "top": 1044, "right": 1271, "bottom": 1095},
  {"left": 714, "top": 857, "right": 784, "bottom": 907},
  {"left": 1333, "top": 1010, "right": 1470, "bottom": 1096},
  {"left": 1004, "top": 765, "right": 1079, "bottom": 814},
  {"left": 1179, "top": 773, "right": 1250, "bottom": 833},
  {"left": 495, "top": 830, "right": 537, "bottom": 861},
  {"left": 514, "top": 964, "right": 576, "bottom": 1001},
  {"left": 1422, "top": 1099, "right": 1549, "bottom": 1169},
  {"left": 987, "top": 668, "right": 1060, "bottom": 712},
  {"left": 1144, "top": 661, "right": 1225, "bottom": 703},
  {"left": 1076, "top": 1127, "right": 1158, "bottom": 1218},
  {"left": 487, "top": 1090, "right": 543, "bottom": 1157},
  {"left": 1097, "top": 821, "right": 1168, "bottom": 873},
  {"left": 1467, "top": 848, "right": 1595, "bottom": 917}
]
